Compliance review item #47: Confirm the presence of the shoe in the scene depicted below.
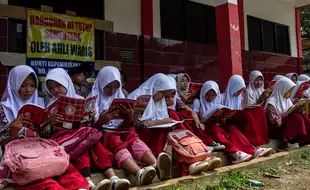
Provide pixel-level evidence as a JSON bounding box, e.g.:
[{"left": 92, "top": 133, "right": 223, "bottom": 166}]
[
  {"left": 253, "top": 148, "right": 273, "bottom": 158},
  {"left": 231, "top": 151, "right": 252, "bottom": 164},
  {"left": 277, "top": 141, "right": 289, "bottom": 152},
  {"left": 203, "top": 156, "right": 221, "bottom": 171},
  {"left": 207, "top": 142, "right": 226, "bottom": 151},
  {"left": 94, "top": 179, "right": 111, "bottom": 190},
  {"left": 137, "top": 166, "right": 156, "bottom": 186},
  {"left": 189, "top": 160, "right": 209, "bottom": 175},
  {"left": 111, "top": 178, "right": 130, "bottom": 190},
  {"left": 157, "top": 152, "right": 172, "bottom": 181},
  {"left": 288, "top": 143, "right": 299, "bottom": 150}
]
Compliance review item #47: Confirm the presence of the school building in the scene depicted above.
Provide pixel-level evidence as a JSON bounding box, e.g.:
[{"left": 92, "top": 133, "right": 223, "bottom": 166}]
[{"left": 0, "top": 0, "right": 309, "bottom": 95}]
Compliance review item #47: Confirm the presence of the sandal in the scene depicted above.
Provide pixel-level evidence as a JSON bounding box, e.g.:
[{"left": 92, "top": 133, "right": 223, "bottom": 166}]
[
  {"left": 231, "top": 151, "right": 252, "bottom": 164},
  {"left": 253, "top": 148, "right": 273, "bottom": 158}
]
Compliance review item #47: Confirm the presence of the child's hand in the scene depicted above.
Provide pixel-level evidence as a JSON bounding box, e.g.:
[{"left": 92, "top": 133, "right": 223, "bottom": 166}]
[
  {"left": 118, "top": 103, "right": 134, "bottom": 122},
  {"left": 49, "top": 114, "right": 64, "bottom": 126},
  {"left": 10, "top": 114, "right": 24, "bottom": 131},
  {"left": 9, "top": 115, "right": 24, "bottom": 137},
  {"left": 195, "top": 122, "right": 205, "bottom": 130},
  {"left": 98, "top": 109, "right": 118, "bottom": 125},
  {"left": 89, "top": 110, "right": 96, "bottom": 118},
  {"left": 296, "top": 105, "right": 304, "bottom": 114}
]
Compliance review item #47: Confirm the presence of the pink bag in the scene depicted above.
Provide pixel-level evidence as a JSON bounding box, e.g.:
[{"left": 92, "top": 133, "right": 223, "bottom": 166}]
[
  {"left": 52, "top": 127, "right": 103, "bottom": 159},
  {"left": 2, "top": 138, "right": 69, "bottom": 185},
  {"left": 167, "top": 130, "right": 213, "bottom": 164}
]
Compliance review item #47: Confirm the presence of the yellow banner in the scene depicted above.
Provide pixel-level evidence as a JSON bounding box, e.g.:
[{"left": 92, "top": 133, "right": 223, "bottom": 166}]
[{"left": 27, "top": 10, "right": 95, "bottom": 62}]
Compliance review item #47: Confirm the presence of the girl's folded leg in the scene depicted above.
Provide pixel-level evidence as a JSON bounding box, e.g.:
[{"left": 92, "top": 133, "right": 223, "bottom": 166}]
[
  {"left": 128, "top": 139, "right": 172, "bottom": 181},
  {"left": 115, "top": 148, "right": 156, "bottom": 186}
]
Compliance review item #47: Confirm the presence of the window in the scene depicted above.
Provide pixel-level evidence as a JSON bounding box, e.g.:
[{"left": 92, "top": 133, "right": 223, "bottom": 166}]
[
  {"left": 8, "top": 19, "right": 26, "bottom": 53},
  {"left": 160, "top": 0, "right": 216, "bottom": 45},
  {"left": 247, "top": 16, "right": 290, "bottom": 55},
  {"left": 8, "top": 0, "right": 104, "bottom": 19}
]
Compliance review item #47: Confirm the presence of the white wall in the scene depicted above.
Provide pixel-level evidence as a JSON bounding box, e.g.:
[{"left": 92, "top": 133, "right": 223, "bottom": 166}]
[
  {"left": 244, "top": 0, "right": 297, "bottom": 57},
  {"left": 104, "top": 0, "right": 141, "bottom": 35}
]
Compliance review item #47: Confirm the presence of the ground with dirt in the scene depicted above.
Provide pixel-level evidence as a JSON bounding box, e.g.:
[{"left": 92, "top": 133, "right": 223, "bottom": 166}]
[
  {"left": 165, "top": 149, "right": 310, "bottom": 190},
  {"left": 257, "top": 155, "right": 310, "bottom": 190}
]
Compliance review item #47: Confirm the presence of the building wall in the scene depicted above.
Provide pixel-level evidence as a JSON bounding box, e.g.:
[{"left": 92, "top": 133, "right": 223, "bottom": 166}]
[
  {"left": 104, "top": 0, "right": 141, "bottom": 35},
  {"left": 243, "top": 0, "right": 297, "bottom": 57}
]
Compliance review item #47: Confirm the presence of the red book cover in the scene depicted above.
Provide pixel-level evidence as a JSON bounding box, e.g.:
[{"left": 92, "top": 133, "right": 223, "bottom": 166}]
[
  {"left": 18, "top": 95, "right": 97, "bottom": 131},
  {"left": 18, "top": 104, "right": 46, "bottom": 132},
  {"left": 134, "top": 95, "right": 151, "bottom": 118},
  {"left": 293, "top": 81, "right": 309, "bottom": 99},
  {"left": 209, "top": 108, "right": 237, "bottom": 124},
  {"left": 108, "top": 98, "right": 136, "bottom": 119},
  {"left": 188, "top": 82, "right": 203, "bottom": 97}
]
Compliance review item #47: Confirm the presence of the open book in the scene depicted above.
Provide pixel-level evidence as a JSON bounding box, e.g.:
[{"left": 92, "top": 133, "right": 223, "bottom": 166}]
[
  {"left": 187, "top": 82, "right": 203, "bottom": 103},
  {"left": 202, "top": 105, "right": 237, "bottom": 124},
  {"left": 108, "top": 99, "right": 136, "bottom": 119},
  {"left": 134, "top": 95, "right": 152, "bottom": 118},
  {"left": 147, "top": 119, "right": 193, "bottom": 128},
  {"left": 292, "top": 81, "right": 309, "bottom": 99},
  {"left": 284, "top": 98, "right": 310, "bottom": 116},
  {"left": 18, "top": 95, "right": 97, "bottom": 131}
]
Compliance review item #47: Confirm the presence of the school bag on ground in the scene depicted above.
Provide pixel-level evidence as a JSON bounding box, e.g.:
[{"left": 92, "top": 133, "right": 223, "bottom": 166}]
[
  {"left": 51, "top": 127, "right": 103, "bottom": 159},
  {"left": 2, "top": 137, "right": 69, "bottom": 185},
  {"left": 166, "top": 129, "right": 213, "bottom": 164}
]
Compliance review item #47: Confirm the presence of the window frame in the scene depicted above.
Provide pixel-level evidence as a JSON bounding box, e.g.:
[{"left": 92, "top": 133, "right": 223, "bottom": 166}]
[{"left": 247, "top": 15, "right": 291, "bottom": 56}]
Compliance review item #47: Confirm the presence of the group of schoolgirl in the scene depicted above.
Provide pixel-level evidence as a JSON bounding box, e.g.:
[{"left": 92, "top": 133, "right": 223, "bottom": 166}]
[{"left": 0, "top": 64, "right": 308, "bottom": 190}]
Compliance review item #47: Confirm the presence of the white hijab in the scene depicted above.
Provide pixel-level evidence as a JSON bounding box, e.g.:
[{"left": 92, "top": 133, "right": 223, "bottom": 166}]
[
  {"left": 128, "top": 73, "right": 175, "bottom": 121},
  {"left": 1, "top": 65, "right": 44, "bottom": 123},
  {"left": 245, "top": 71, "right": 264, "bottom": 106},
  {"left": 265, "top": 78, "right": 295, "bottom": 116},
  {"left": 298, "top": 74, "right": 310, "bottom": 82},
  {"left": 177, "top": 73, "right": 191, "bottom": 91},
  {"left": 286, "top": 73, "right": 297, "bottom": 81},
  {"left": 89, "top": 66, "right": 124, "bottom": 126},
  {"left": 199, "top": 81, "right": 226, "bottom": 119},
  {"left": 224, "top": 75, "right": 246, "bottom": 110},
  {"left": 167, "top": 74, "right": 177, "bottom": 79},
  {"left": 272, "top": 75, "right": 285, "bottom": 82},
  {"left": 44, "top": 68, "right": 83, "bottom": 106}
]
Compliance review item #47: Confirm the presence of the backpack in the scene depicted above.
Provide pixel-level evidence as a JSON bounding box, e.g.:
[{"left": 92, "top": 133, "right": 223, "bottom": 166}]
[
  {"left": 166, "top": 130, "right": 213, "bottom": 164},
  {"left": 51, "top": 127, "right": 102, "bottom": 159},
  {"left": 2, "top": 138, "right": 69, "bottom": 185}
]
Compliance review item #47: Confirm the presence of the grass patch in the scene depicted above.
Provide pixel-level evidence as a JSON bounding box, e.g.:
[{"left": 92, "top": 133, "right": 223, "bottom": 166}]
[{"left": 164, "top": 149, "right": 310, "bottom": 190}]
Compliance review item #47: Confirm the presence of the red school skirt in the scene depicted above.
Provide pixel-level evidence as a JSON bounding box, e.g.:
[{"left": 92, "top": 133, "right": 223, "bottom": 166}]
[{"left": 231, "top": 108, "right": 269, "bottom": 146}]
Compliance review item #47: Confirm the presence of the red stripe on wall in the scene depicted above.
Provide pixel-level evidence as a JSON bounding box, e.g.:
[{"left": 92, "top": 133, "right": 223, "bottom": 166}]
[
  {"left": 295, "top": 7, "right": 302, "bottom": 58},
  {"left": 141, "top": 0, "right": 153, "bottom": 36}
]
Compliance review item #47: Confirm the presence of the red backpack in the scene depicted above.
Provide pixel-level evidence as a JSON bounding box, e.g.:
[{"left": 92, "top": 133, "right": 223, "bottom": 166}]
[{"left": 166, "top": 129, "right": 213, "bottom": 164}]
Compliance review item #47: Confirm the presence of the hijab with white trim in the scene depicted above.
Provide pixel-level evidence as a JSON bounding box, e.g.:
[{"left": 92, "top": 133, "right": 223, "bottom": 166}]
[
  {"left": 265, "top": 78, "right": 295, "bottom": 116},
  {"left": 199, "top": 81, "right": 227, "bottom": 119},
  {"left": 244, "top": 71, "right": 264, "bottom": 106},
  {"left": 128, "top": 73, "right": 175, "bottom": 121},
  {"left": 89, "top": 66, "right": 124, "bottom": 126},
  {"left": 224, "top": 75, "right": 246, "bottom": 110},
  {"left": 1, "top": 65, "right": 44, "bottom": 123},
  {"left": 177, "top": 73, "right": 191, "bottom": 91},
  {"left": 44, "top": 68, "right": 83, "bottom": 106}
]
